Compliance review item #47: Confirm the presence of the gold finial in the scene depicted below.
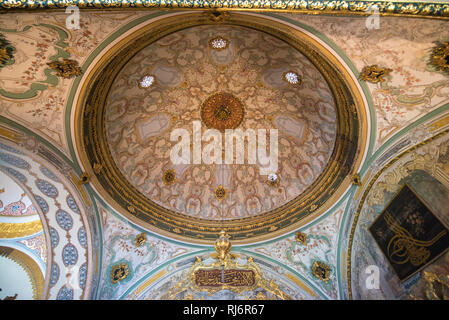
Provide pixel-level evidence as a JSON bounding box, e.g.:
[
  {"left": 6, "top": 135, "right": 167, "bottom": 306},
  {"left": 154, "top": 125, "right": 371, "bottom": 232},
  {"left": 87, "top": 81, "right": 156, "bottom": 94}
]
[{"left": 214, "top": 230, "right": 232, "bottom": 262}]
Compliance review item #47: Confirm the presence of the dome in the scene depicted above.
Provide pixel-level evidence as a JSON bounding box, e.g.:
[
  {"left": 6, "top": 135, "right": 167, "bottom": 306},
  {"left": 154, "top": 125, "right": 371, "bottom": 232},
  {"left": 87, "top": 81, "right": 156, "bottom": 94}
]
[{"left": 77, "top": 13, "right": 363, "bottom": 243}]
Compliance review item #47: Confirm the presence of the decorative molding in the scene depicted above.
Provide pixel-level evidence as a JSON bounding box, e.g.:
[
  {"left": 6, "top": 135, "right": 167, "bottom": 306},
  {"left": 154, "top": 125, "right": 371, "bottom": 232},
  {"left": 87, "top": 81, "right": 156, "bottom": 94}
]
[{"left": 0, "top": 1, "right": 448, "bottom": 19}]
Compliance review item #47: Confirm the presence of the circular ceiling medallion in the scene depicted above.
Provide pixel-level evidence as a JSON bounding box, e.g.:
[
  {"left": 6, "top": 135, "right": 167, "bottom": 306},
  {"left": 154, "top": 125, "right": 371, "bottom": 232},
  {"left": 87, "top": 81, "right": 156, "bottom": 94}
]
[
  {"left": 75, "top": 12, "right": 366, "bottom": 243},
  {"left": 201, "top": 92, "right": 244, "bottom": 131}
]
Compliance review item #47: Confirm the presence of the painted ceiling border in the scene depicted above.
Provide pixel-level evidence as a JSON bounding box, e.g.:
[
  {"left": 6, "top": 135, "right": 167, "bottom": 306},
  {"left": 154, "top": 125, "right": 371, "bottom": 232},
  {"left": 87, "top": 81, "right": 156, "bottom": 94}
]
[{"left": 0, "top": 1, "right": 449, "bottom": 19}]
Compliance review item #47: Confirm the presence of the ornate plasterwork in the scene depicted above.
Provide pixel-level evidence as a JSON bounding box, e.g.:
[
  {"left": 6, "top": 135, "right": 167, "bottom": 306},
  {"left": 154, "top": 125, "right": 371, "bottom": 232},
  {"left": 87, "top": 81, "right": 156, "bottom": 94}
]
[
  {"left": 1, "top": 1, "right": 449, "bottom": 19},
  {"left": 76, "top": 12, "right": 365, "bottom": 243},
  {"left": 281, "top": 14, "right": 449, "bottom": 153},
  {"left": 162, "top": 254, "right": 291, "bottom": 299},
  {"left": 97, "top": 205, "right": 196, "bottom": 300},
  {"left": 430, "top": 41, "right": 449, "bottom": 75},
  {"left": 201, "top": 92, "right": 245, "bottom": 131}
]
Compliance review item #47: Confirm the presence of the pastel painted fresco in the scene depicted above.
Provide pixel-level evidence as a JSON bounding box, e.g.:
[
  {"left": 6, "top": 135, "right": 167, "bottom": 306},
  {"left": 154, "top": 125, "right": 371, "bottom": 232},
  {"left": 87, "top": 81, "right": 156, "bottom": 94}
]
[
  {"left": 0, "top": 2, "right": 448, "bottom": 301},
  {"left": 105, "top": 25, "right": 337, "bottom": 220}
]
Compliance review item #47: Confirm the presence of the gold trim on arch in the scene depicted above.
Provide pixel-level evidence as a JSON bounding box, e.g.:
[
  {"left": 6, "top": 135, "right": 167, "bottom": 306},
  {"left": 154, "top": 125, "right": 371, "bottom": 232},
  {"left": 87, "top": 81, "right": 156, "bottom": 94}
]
[
  {"left": 74, "top": 12, "right": 368, "bottom": 244},
  {"left": 0, "top": 246, "right": 44, "bottom": 300}
]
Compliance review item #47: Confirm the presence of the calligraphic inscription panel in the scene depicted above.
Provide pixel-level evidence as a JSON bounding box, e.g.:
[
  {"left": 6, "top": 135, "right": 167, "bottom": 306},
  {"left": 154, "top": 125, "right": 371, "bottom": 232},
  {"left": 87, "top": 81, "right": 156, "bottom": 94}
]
[
  {"left": 194, "top": 269, "right": 256, "bottom": 287},
  {"left": 369, "top": 184, "right": 449, "bottom": 281}
]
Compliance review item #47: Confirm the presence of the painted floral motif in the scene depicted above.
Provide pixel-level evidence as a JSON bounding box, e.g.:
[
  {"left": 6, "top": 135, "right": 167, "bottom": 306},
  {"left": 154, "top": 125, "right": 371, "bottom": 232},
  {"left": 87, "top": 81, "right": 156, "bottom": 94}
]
[
  {"left": 56, "top": 285, "right": 73, "bottom": 300},
  {"left": 79, "top": 263, "right": 87, "bottom": 289},
  {"left": 35, "top": 179, "right": 58, "bottom": 198},
  {"left": 0, "top": 152, "right": 29, "bottom": 169},
  {"left": 40, "top": 165, "right": 60, "bottom": 182},
  {"left": 66, "top": 195, "right": 80, "bottom": 214},
  {"left": 2, "top": 166, "right": 27, "bottom": 184},
  {"left": 56, "top": 209, "right": 73, "bottom": 231},
  {"left": 78, "top": 227, "right": 87, "bottom": 248},
  {"left": 105, "top": 25, "right": 337, "bottom": 220},
  {"left": 62, "top": 243, "right": 78, "bottom": 266},
  {"left": 33, "top": 195, "right": 49, "bottom": 214},
  {"left": 50, "top": 227, "right": 59, "bottom": 248},
  {"left": 50, "top": 263, "right": 60, "bottom": 287},
  {"left": 46, "top": 58, "right": 82, "bottom": 79},
  {"left": 282, "top": 14, "right": 449, "bottom": 152},
  {"left": 19, "top": 233, "right": 47, "bottom": 263},
  {"left": 0, "top": 200, "right": 35, "bottom": 216}
]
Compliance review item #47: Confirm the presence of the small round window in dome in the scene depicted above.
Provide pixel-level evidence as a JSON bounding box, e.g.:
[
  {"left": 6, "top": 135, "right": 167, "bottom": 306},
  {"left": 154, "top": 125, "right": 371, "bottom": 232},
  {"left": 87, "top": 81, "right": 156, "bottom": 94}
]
[
  {"left": 283, "top": 71, "right": 301, "bottom": 85},
  {"left": 138, "top": 75, "right": 155, "bottom": 89},
  {"left": 209, "top": 36, "right": 229, "bottom": 50},
  {"left": 266, "top": 173, "right": 279, "bottom": 187}
]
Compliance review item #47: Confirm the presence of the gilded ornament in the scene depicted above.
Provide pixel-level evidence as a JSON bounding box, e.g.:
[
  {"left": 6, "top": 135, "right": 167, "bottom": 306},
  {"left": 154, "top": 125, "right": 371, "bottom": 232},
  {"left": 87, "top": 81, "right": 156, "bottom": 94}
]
[
  {"left": 111, "top": 262, "right": 130, "bottom": 284},
  {"left": 134, "top": 233, "right": 147, "bottom": 247},
  {"left": 206, "top": 10, "right": 230, "bottom": 23},
  {"left": 430, "top": 42, "right": 449, "bottom": 75},
  {"left": 78, "top": 172, "right": 90, "bottom": 185},
  {"left": 359, "top": 65, "right": 392, "bottom": 83},
  {"left": 127, "top": 205, "right": 135, "bottom": 213},
  {"left": 295, "top": 231, "right": 307, "bottom": 245},
  {"left": 410, "top": 271, "right": 449, "bottom": 300},
  {"left": 201, "top": 92, "right": 245, "bottom": 131},
  {"left": 214, "top": 230, "right": 232, "bottom": 261},
  {"left": 93, "top": 163, "right": 103, "bottom": 174},
  {"left": 266, "top": 173, "right": 280, "bottom": 187},
  {"left": 0, "top": 33, "right": 15, "bottom": 69},
  {"left": 214, "top": 185, "right": 227, "bottom": 201},
  {"left": 312, "top": 261, "right": 330, "bottom": 283},
  {"left": 75, "top": 12, "right": 365, "bottom": 243},
  {"left": 351, "top": 173, "right": 362, "bottom": 186},
  {"left": 162, "top": 169, "right": 176, "bottom": 186},
  {"left": 47, "top": 58, "right": 82, "bottom": 79}
]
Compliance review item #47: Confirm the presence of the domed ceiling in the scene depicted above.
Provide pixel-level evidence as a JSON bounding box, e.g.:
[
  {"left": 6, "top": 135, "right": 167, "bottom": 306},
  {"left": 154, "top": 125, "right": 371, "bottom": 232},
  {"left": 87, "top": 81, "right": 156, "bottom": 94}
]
[
  {"left": 104, "top": 25, "right": 337, "bottom": 221},
  {"left": 78, "top": 13, "right": 363, "bottom": 242}
]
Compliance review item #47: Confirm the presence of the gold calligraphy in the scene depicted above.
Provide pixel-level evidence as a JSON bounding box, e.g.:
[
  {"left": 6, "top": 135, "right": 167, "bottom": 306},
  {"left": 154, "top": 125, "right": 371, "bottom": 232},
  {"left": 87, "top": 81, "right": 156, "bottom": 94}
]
[
  {"left": 194, "top": 269, "right": 255, "bottom": 287},
  {"left": 384, "top": 212, "right": 447, "bottom": 267}
]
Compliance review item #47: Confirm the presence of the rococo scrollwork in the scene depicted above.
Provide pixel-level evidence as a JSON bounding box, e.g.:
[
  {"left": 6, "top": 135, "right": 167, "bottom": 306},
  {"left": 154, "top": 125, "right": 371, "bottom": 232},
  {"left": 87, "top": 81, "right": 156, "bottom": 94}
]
[{"left": 1, "top": 1, "right": 448, "bottom": 19}]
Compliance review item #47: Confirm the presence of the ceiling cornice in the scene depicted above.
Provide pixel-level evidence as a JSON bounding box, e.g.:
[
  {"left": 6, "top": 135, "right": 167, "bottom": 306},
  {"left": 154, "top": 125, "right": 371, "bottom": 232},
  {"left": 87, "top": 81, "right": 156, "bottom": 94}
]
[{"left": 0, "top": 1, "right": 448, "bottom": 19}]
